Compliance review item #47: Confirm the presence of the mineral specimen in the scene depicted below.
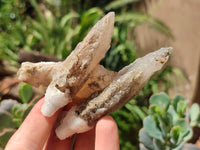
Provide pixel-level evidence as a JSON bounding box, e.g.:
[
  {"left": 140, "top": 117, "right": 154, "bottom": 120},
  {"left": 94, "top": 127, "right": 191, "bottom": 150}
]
[
  {"left": 18, "top": 12, "right": 116, "bottom": 117},
  {"left": 17, "top": 12, "right": 172, "bottom": 140}
]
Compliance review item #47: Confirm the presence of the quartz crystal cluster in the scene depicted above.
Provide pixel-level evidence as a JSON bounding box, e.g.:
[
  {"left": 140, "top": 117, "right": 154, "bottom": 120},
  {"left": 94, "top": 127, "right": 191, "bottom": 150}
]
[{"left": 17, "top": 12, "right": 172, "bottom": 139}]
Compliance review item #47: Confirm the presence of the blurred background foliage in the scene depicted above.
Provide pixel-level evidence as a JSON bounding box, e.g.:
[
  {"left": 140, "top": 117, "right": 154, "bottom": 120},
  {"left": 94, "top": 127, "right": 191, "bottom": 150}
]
[{"left": 0, "top": 0, "right": 182, "bottom": 149}]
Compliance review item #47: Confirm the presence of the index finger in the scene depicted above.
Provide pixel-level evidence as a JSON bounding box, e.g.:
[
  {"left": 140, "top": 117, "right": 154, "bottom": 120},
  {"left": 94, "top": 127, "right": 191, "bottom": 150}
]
[{"left": 5, "top": 97, "right": 60, "bottom": 150}]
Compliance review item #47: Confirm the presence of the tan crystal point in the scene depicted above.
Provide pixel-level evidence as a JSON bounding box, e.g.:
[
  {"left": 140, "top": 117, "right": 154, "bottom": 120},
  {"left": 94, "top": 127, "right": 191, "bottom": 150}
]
[
  {"left": 73, "top": 65, "right": 117, "bottom": 103},
  {"left": 17, "top": 11, "right": 172, "bottom": 140},
  {"left": 17, "top": 12, "right": 115, "bottom": 117},
  {"left": 55, "top": 47, "right": 172, "bottom": 139}
]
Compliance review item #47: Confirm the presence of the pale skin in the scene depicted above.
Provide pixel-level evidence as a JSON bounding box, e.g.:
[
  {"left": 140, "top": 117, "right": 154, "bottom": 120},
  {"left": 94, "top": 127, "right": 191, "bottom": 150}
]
[{"left": 5, "top": 98, "right": 120, "bottom": 150}]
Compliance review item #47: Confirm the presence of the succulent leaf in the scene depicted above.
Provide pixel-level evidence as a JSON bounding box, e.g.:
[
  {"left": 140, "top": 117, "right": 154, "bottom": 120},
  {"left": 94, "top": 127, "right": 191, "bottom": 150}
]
[
  {"left": 173, "top": 119, "right": 188, "bottom": 135},
  {"left": 141, "top": 94, "right": 195, "bottom": 149},
  {"left": 139, "top": 128, "right": 154, "bottom": 150},
  {"left": 18, "top": 82, "right": 33, "bottom": 104},
  {"left": 12, "top": 104, "right": 27, "bottom": 118},
  {"left": 172, "top": 95, "right": 185, "bottom": 112},
  {"left": 0, "top": 100, "right": 18, "bottom": 113},
  {"left": 182, "top": 128, "right": 192, "bottom": 141},
  {"left": 149, "top": 105, "right": 162, "bottom": 116},
  {"left": 177, "top": 100, "right": 188, "bottom": 117},
  {"left": 12, "top": 118, "right": 22, "bottom": 128},
  {"left": 150, "top": 93, "right": 170, "bottom": 111},
  {"left": 144, "top": 116, "right": 163, "bottom": 140},
  {"left": 167, "top": 105, "right": 178, "bottom": 123},
  {"left": 153, "top": 139, "right": 165, "bottom": 150},
  {"left": 11, "top": 104, "right": 22, "bottom": 114},
  {"left": 170, "top": 126, "right": 181, "bottom": 143},
  {"left": 0, "top": 109, "right": 17, "bottom": 129},
  {"left": 189, "top": 103, "right": 200, "bottom": 127}
]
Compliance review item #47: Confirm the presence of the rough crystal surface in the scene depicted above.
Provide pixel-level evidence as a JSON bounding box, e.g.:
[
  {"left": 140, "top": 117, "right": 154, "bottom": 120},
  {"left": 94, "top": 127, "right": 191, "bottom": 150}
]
[{"left": 17, "top": 12, "right": 172, "bottom": 139}]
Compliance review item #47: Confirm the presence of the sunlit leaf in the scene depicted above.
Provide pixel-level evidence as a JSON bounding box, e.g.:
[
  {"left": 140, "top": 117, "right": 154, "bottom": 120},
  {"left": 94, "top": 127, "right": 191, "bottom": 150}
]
[
  {"left": 105, "top": 0, "right": 140, "bottom": 10},
  {"left": 18, "top": 83, "right": 33, "bottom": 104}
]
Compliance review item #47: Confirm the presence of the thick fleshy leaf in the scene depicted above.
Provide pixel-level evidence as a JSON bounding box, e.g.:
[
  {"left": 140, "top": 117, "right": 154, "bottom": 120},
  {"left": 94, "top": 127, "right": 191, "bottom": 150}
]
[
  {"left": 173, "top": 119, "right": 188, "bottom": 135},
  {"left": 18, "top": 82, "right": 33, "bottom": 104},
  {"left": 12, "top": 118, "right": 22, "bottom": 128},
  {"left": 177, "top": 100, "right": 188, "bottom": 117},
  {"left": 153, "top": 139, "right": 165, "bottom": 150},
  {"left": 144, "top": 116, "right": 162, "bottom": 140},
  {"left": 0, "top": 100, "right": 18, "bottom": 113},
  {"left": 172, "top": 95, "right": 185, "bottom": 112},
  {"left": 174, "top": 141, "right": 185, "bottom": 150},
  {"left": 14, "top": 109, "right": 23, "bottom": 118},
  {"left": 149, "top": 105, "right": 162, "bottom": 116},
  {"left": 150, "top": 93, "right": 170, "bottom": 111},
  {"left": 190, "top": 103, "right": 200, "bottom": 127},
  {"left": 170, "top": 126, "right": 181, "bottom": 143},
  {"left": 167, "top": 105, "right": 178, "bottom": 123},
  {"left": 173, "top": 119, "right": 192, "bottom": 143},
  {"left": 182, "top": 128, "right": 192, "bottom": 141},
  {"left": 12, "top": 104, "right": 27, "bottom": 118},
  {"left": 0, "top": 109, "right": 16, "bottom": 129},
  {"left": 139, "top": 128, "right": 154, "bottom": 150}
]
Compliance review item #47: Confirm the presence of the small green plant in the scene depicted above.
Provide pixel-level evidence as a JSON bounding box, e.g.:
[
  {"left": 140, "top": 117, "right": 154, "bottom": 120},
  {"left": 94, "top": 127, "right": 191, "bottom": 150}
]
[
  {"left": 139, "top": 93, "right": 200, "bottom": 150},
  {"left": 0, "top": 1, "right": 178, "bottom": 149},
  {"left": 18, "top": 82, "right": 33, "bottom": 104},
  {"left": 112, "top": 99, "right": 147, "bottom": 150},
  {"left": 190, "top": 103, "right": 200, "bottom": 127},
  {"left": 111, "top": 66, "right": 183, "bottom": 150},
  {"left": 0, "top": 83, "right": 38, "bottom": 148}
]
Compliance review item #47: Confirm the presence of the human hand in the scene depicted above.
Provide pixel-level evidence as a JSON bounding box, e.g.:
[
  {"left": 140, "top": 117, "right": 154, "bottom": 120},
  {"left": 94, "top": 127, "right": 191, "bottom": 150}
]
[{"left": 5, "top": 98, "right": 120, "bottom": 150}]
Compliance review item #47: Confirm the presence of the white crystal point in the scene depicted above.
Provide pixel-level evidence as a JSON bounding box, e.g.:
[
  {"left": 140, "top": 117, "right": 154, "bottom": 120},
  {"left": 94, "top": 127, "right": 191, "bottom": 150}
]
[
  {"left": 55, "top": 107, "right": 91, "bottom": 140},
  {"left": 55, "top": 47, "right": 172, "bottom": 140},
  {"left": 41, "top": 12, "right": 115, "bottom": 117},
  {"left": 41, "top": 85, "right": 71, "bottom": 117},
  {"left": 17, "top": 12, "right": 116, "bottom": 117}
]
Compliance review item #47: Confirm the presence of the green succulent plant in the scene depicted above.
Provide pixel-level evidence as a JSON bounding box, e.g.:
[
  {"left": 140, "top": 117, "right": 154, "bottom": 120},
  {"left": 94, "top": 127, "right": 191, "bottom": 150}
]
[
  {"left": 0, "top": 83, "right": 38, "bottom": 148},
  {"left": 139, "top": 93, "right": 200, "bottom": 150},
  {"left": 0, "top": 1, "right": 184, "bottom": 149}
]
